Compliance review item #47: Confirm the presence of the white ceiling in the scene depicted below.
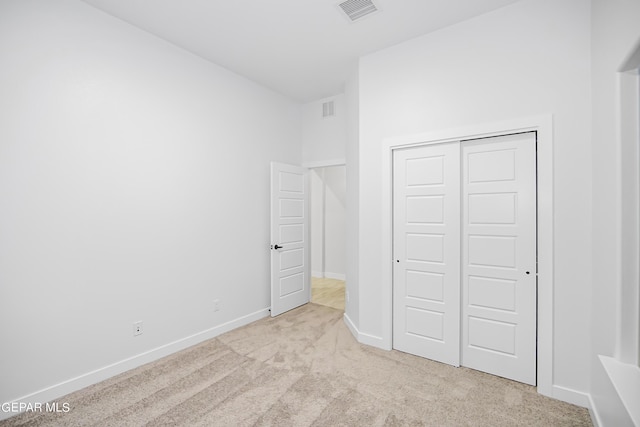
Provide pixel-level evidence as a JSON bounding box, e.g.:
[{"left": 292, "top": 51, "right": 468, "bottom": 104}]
[{"left": 81, "top": 0, "right": 520, "bottom": 103}]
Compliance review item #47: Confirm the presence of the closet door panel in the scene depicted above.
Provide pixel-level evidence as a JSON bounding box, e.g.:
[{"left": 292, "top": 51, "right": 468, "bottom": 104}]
[
  {"left": 393, "top": 142, "right": 460, "bottom": 366},
  {"left": 461, "top": 133, "right": 537, "bottom": 385}
]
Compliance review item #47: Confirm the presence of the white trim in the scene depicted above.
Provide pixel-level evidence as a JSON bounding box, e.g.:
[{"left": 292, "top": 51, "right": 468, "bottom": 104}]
[
  {"left": 343, "top": 312, "right": 359, "bottom": 339},
  {"left": 0, "top": 308, "right": 270, "bottom": 422},
  {"left": 302, "top": 158, "right": 346, "bottom": 169},
  {"left": 551, "top": 385, "right": 591, "bottom": 408},
  {"left": 358, "top": 331, "right": 388, "bottom": 349},
  {"left": 343, "top": 313, "right": 389, "bottom": 349},
  {"left": 324, "top": 272, "right": 346, "bottom": 281},
  {"left": 599, "top": 355, "right": 640, "bottom": 426},
  {"left": 618, "top": 37, "right": 640, "bottom": 73},
  {"left": 587, "top": 394, "right": 603, "bottom": 427},
  {"left": 321, "top": 167, "right": 327, "bottom": 276},
  {"left": 616, "top": 63, "right": 640, "bottom": 366},
  {"left": 308, "top": 162, "right": 347, "bottom": 285},
  {"left": 380, "top": 115, "right": 554, "bottom": 397}
]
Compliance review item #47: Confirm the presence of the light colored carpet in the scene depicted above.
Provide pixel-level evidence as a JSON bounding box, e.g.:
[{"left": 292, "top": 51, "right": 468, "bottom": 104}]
[{"left": 2, "top": 303, "right": 591, "bottom": 426}]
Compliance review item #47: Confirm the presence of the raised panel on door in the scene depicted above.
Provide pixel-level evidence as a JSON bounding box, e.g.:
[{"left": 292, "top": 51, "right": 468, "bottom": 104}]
[
  {"left": 270, "top": 162, "right": 310, "bottom": 317},
  {"left": 461, "top": 132, "right": 537, "bottom": 385},
  {"left": 393, "top": 142, "right": 460, "bottom": 366}
]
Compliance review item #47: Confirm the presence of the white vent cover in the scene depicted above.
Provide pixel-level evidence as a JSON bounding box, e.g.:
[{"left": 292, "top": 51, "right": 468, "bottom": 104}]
[
  {"left": 338, "top": 0, "right": 378, "bottom": 22},
  {"left": 322, "top": 101, "right": 335, "bottom": 118}
]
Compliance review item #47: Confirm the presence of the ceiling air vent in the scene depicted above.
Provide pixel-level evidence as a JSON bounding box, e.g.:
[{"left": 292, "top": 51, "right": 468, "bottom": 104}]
[
  {"left": 338, "top": 0, "right": 379, "bottom": 22},
  {"left": 322, "top": 101, "right": 335, "bottom": 118}
]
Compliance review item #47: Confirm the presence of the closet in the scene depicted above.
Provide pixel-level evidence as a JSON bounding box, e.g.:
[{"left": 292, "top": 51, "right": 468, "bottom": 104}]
[{"left": 392, "top": 132, "right": 537, "bottom": 385}]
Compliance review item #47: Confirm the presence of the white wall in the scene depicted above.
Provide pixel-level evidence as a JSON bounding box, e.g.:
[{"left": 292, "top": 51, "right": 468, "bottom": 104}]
[
  {"left": 0, "top": 0, "right": 301, "bottom": 411},
  {"left": 302, "top": 94, "right": 347, "bottom": 166},
  {"left": 590, "top": 0, "right": 640, "bottom": 424},
  {"left": 355, "top": 0, "right": 592, "bottom": 401}
]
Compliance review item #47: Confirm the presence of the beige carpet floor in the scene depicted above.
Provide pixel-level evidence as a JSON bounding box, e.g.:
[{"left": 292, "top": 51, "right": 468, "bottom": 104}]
[{"left": 2, "top": 303, "right": 591, "bottom": 426}]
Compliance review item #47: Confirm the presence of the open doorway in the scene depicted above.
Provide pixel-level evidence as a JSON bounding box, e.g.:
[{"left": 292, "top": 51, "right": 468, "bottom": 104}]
[{"left": 310, "top": 165, "right": 346, "bottom": 311}]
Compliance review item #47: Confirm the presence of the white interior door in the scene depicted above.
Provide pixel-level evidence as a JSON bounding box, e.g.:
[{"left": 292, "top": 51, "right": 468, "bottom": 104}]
[
  {"left": 393, "top": 142, "right": 461, "bottom": 366},
  {"left": 461, "top": 133, "right": 537, "bottom": 385},
  {"left": 270, "top": 162, "right": 310, "bottom": 317}
]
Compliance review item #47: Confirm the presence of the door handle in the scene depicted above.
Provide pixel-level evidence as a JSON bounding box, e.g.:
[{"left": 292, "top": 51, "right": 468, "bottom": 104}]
[{"left": 273, "top": 244, "right": 283, "bottom": 250}]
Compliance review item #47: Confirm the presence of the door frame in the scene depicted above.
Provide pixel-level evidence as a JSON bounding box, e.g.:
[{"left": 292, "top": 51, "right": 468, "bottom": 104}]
[
  {"left": 380, "top": 115, "right": 553, "bottom": 397},
  {"left": 304, "top": 159, "right": 347, "bottom": 281}
]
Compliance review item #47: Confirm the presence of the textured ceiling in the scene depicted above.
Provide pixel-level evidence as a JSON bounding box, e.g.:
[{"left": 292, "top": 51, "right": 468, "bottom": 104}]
[{"left": 81, "top": 0, "right": 520, "bottom": 103}]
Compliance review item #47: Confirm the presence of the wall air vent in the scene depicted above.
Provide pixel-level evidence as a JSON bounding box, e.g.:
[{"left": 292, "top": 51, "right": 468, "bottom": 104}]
[
  {"left": 338, "top": 0, "right": 379, "bottom": 22},
  {"left": 322, "top": 100, "right": 335, "bottom": 118}
]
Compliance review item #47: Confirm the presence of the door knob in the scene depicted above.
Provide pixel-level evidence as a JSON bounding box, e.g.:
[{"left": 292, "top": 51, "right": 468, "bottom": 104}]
[{"left": 274, "top": 244, "right": 283, "bottom": 250}]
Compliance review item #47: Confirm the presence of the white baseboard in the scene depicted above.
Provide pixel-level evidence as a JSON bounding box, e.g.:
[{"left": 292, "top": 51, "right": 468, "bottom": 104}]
[
  {"left": 0, "top": 308, "right": 270, "bottom": 422},
  {"left": 342, "top": 313, "right": 388, "bottom": 350},
  {"left": 599, "top": 355, "right": 640, "bottom": 426},
  {"left": 359, "top": 331, "right": 388, "bottom": 349},
  {"left": 343, "top": 313, "right": 596, "bottom": 414},
  {"left": 343, "top": 313, "right": 358, "bottom": 339},
  {"left": 587, "top": 394, "right": 603, "bottom": 427},
  {"left": 312, "top": 272, "right": 346, "bottom": 281},
  {"left": 551, "top": 384, "right": 590, "bottom": 408},
  {"left": 5, "top": 308, "right": 593, "bottom": 423},
  {"left": 324, "top": 272, "right": 346, "bottom": 281}
]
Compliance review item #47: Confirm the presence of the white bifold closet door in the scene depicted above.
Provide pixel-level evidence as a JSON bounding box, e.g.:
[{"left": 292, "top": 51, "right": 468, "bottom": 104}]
[{"left": 393, "top": 132, "right": 537, "bottom": 385}]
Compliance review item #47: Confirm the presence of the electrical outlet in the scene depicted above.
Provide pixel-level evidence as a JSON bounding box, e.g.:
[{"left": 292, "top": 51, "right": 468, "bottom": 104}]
[
  {"left": 133, "top": 321, "right": 143, "bottom": 336},
  {"left": 213, "top": 299, "right": 220, "bottom": 312}
]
